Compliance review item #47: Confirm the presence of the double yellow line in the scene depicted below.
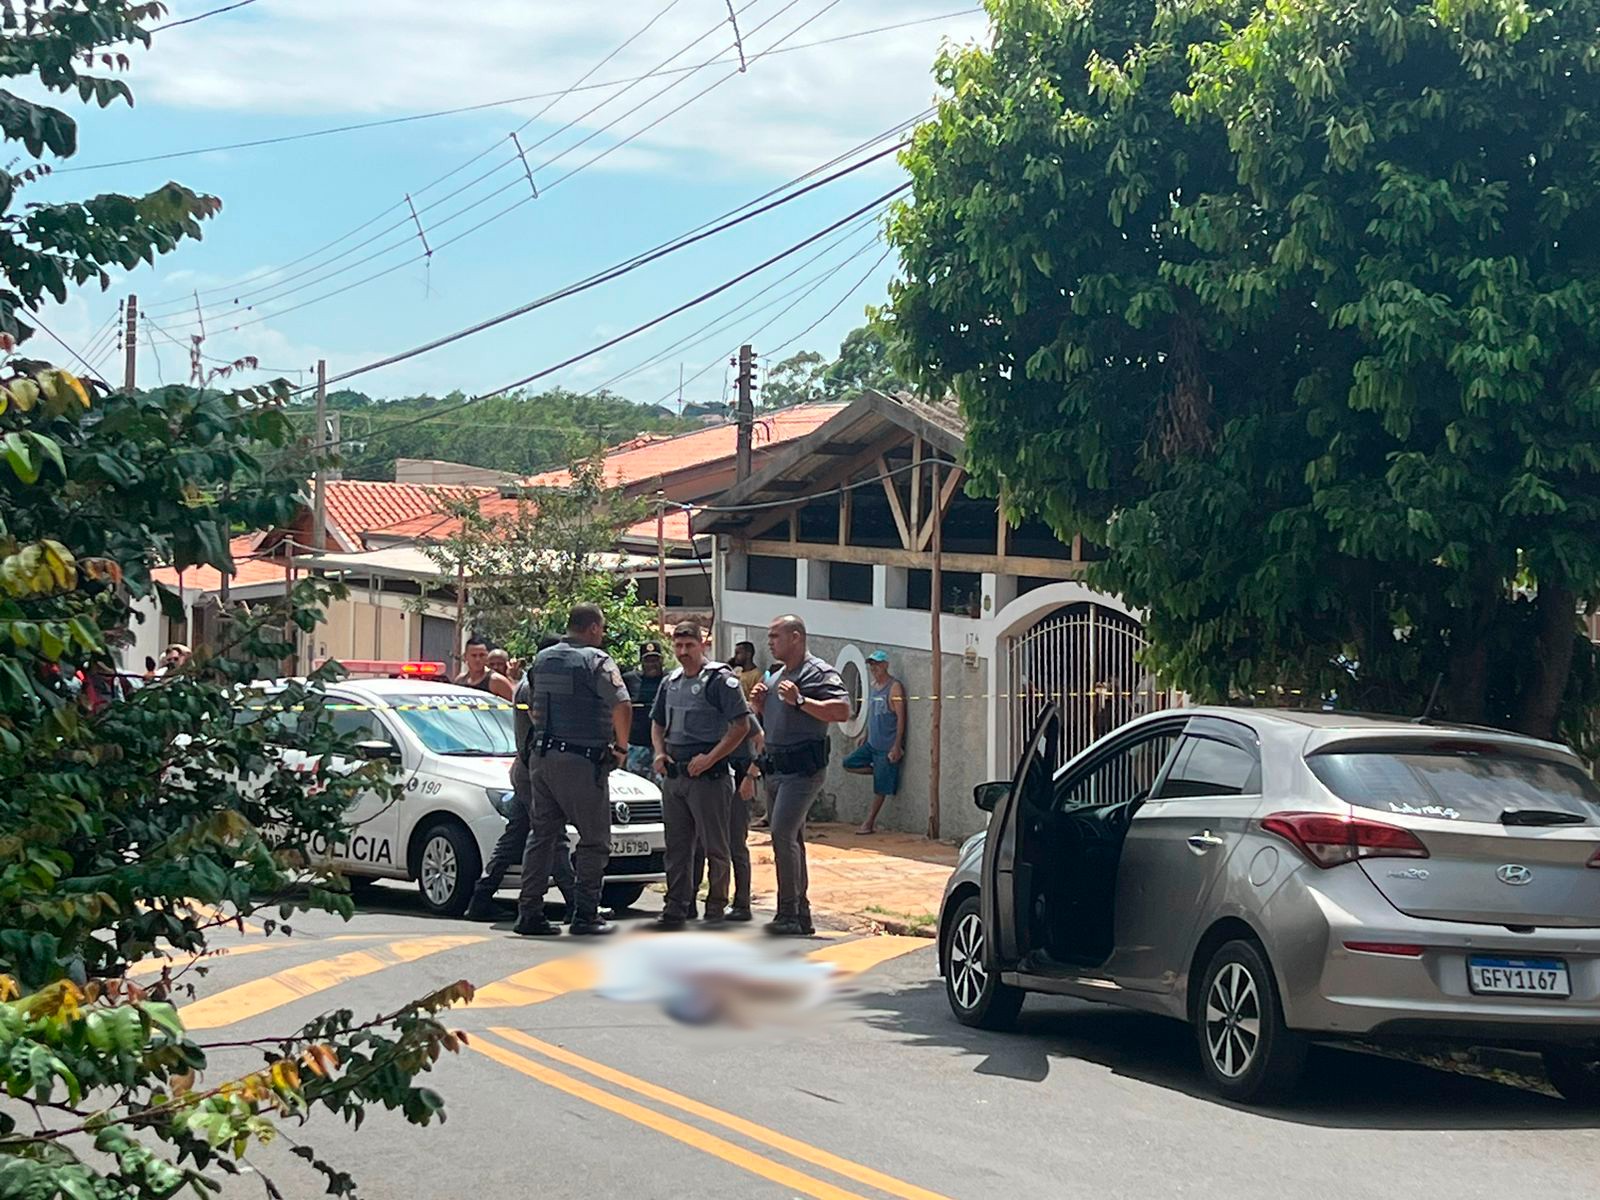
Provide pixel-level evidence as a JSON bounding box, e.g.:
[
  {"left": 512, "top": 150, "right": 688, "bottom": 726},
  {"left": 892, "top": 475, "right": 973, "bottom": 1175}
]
[{"left": 469, "top": 1029, "right": 952, "bottom": 1200}]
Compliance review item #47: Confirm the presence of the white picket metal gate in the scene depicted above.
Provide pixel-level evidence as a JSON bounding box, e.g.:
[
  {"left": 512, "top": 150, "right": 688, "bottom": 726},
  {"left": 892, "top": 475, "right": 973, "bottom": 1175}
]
[{"left": 1004, "top": 602, "right": 1177, "bottom": 771}]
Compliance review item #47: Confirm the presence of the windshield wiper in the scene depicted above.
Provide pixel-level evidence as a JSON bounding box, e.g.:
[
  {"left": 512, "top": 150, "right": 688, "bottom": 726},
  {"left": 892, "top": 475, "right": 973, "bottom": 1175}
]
[
  {"left": 436, "top": 749, "right": 504, "bottom": 757},
  {"left": 1500, "top": 808, "right": 1587, "bottom": 827}
]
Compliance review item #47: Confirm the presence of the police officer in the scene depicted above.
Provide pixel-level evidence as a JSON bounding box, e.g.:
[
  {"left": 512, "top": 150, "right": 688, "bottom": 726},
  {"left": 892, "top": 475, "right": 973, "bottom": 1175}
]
[
  {"left": 750, "top": 614, "right": 851, "bottom": 937},
  {"left": 689, "top": 712, "right": 762, "bottom": 923},
  {"left": 463, "top": 637, "right": 578, "bottom": 922},
  {"left": 516, "top": 604, "right": 632, "bottom": 937},
  {"left": 650, "top": 621, "right": 750, "bottom": 930}
]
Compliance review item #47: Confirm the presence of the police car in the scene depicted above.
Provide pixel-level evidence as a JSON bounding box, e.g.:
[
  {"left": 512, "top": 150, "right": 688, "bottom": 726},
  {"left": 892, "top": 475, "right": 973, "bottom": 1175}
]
[{"left": 247, "top": 665, "right": 665, "bottom": 916}]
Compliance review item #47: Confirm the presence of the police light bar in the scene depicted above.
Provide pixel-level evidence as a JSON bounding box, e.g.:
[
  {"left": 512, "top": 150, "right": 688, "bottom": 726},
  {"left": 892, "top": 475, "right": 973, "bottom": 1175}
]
[{"left": 326, "top": 659, "right": 447, "bottom": 679}]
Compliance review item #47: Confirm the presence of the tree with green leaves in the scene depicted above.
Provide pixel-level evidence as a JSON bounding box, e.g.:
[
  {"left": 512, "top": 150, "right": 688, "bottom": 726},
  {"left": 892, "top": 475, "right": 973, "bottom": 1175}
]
[
  {"left": 308, "top": 386, "right": 690, "bottom": 481},
  {"left": 420, "top": 454, "right": 658, "bottom": 666},
  {"left": 0, "top": 5, "right": 469, "bottom": 1195},
  {"left": 822, "top": 325, "right": 902, "bottom": 398},
  {"left": 887, "top": 0, "right": 1600, "bottom": 741}
]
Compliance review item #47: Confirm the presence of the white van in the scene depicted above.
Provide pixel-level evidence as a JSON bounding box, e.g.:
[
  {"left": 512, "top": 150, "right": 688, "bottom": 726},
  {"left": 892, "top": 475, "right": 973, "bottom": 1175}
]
[{"left": 246, "top": 675, "right": 665, "bottom": 916}]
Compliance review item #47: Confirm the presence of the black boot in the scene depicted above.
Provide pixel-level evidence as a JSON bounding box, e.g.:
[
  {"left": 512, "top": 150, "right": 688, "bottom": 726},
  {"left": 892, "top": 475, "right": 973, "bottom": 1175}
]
[
  {"left": 764, "top": 916, "right": 807, "bottom": 937},
  {"left": 569, "top": 916, "right": 617, "bottom": 937},
  {"left": 725, "top": 906, "right": 753, "bottom": 923},
  {"left": 513, "top": 913, "right": 561, "bottom": 937},
  {"left": 463, "top": 882, "right": 498, "bottom": 922}
]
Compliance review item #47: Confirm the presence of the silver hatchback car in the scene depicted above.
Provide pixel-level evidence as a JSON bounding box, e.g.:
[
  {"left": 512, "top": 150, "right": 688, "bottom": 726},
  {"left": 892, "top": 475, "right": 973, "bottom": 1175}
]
[{"left": 938, "top": 706, "right": 1600, "bottom": 1104}]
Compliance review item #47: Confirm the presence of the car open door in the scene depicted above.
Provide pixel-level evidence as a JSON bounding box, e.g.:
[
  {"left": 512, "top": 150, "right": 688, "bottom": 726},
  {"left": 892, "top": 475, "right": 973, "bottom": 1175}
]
[{"left": 982, "top": 704, "right": 1061, "bottom": 967}]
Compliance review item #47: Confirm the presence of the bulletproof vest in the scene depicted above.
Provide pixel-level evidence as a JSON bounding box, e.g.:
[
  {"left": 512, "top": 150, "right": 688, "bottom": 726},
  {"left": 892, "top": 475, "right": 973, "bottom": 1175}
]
[
  {"left": 530, "top": 640, "right": 613, "bottom": 746},
  {"left": 660, "top": 662, "right": 737, "bottom": 751},
  {"left": 512, "top": 675, "right": 536, "bottom": 758}
]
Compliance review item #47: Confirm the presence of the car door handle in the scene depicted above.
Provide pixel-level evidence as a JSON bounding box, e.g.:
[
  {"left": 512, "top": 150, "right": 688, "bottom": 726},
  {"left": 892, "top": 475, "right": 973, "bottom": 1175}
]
[{"left": 1187, "top": 831, "right": 1225, "bottom": 854}]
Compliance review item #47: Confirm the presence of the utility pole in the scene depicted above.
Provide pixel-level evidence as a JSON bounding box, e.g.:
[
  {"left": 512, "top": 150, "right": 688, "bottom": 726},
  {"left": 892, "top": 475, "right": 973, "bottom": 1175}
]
[
  {"left": 928, "top": 460, "right": 944, "bottom": 841},
  {"left": 312, "top": 359, "right": 328, "bottom": 551},
  {"left": 735, "top": 343, "right": 754, "bottom": 481},
  {"left": 122, "top": 294, "right": 138, "bottom": 392},
  {"left": 656, "top": 489, "right": 668, "bottom": 635}
]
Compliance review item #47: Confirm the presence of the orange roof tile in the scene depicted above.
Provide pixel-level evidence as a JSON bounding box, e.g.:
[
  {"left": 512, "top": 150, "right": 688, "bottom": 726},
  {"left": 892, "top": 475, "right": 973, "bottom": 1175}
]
[
  {"left": 151, "top": 535, "right": 290, "bottom": 593},
  {"left": 319, "top": 480, "right": 495, "bottom": 545},
  {"left": 521, "top": 403, "right": 846, "bottom": 491}
]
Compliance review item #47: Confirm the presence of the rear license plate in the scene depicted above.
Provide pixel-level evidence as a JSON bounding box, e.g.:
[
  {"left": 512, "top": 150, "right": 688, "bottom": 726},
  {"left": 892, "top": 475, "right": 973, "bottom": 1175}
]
[
  {"left": 610, "top": 837, "right": 652, "bottom": 858},
  {"left": 1467, "top": 955, "right": 1571, "bottom": 998}
]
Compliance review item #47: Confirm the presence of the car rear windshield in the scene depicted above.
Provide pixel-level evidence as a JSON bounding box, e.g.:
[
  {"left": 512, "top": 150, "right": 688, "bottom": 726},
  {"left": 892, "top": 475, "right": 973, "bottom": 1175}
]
[
  {"left": 1308, "top": 747, "right": 1600, "bottom": 824},
  {"left": 395, "top": 697, "right": 515, "bottom": 756}
]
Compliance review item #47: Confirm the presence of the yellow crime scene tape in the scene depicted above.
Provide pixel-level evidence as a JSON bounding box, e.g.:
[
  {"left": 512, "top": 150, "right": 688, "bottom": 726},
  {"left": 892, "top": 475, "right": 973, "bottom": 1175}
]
[{"left": 260, "top": 686, "right": 1309, "bottom": 715}]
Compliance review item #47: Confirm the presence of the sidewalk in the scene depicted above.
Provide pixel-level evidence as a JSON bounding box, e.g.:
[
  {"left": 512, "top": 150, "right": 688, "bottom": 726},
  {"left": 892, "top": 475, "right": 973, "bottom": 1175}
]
[{"left": 743, "top": 823, "right": 958, "bottom": 937}]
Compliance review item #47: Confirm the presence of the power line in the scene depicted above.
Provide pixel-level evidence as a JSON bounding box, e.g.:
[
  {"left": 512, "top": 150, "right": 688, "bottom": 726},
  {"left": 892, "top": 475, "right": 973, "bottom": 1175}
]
[
  {"left": 155, "top": 0, "right": 819, "bottom": 333},
  {"left": 320, "top": 183, "right": 909, "bottom": 455},
  {"left": 27, "top": 314, "right": 111, "bottom": 385},
  {"left": 143, "top": 0, "right": 734, "bottom": 319},
  {"left": 62, "top": 7, "right": 979, "bottom": 176},
  {"left": 762, "top": 242, "right": 894, "bottom": 359},
  {"left": 150, "top": 0, "right": 260, "bottom": 33},
  {"left": 290, "top": 135, "right": 909, "bottom": 394}
]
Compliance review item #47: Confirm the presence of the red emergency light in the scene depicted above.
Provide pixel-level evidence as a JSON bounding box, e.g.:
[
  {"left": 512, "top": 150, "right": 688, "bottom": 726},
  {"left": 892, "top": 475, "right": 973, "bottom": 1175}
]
[{"left": 322, "top": 659, "right": 447, "bottom": 680}]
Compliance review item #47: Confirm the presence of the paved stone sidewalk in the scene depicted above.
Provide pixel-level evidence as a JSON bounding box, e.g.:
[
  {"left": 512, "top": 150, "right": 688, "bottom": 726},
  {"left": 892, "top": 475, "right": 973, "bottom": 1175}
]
[{"left": 743, "top": 823, "right": 958, "bottom": 936}]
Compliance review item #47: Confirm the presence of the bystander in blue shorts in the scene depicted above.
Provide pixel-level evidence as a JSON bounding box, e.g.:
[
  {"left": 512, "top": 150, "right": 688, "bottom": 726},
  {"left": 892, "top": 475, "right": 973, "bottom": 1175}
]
[{"left": 843, "top": 742, "right": 900, "bottom": 795}]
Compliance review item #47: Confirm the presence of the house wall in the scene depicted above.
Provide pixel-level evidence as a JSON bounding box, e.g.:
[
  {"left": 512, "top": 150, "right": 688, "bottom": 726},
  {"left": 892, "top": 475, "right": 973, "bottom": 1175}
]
[
  {"left": 718, "top": 562, "right": 1127, "bottom": 843},
  {"left": 309, "top": 590, "right": 429, "bottom": 665}
]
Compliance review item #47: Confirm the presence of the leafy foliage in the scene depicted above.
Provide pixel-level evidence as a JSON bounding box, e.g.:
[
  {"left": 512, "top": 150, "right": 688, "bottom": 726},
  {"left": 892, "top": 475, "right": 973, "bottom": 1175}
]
[
  {"left": 761, "top": 325, "right": 905, "bottom": 409},
  {"left": 419, "top": 454, "right": 659, "bottom": 668},
  {"left": 303, "top": 386, "right": 693, "bottom": 481},
  {"left": 0, "top": 5, "right": 469, "bottom": 1195},
  {"left": 887, "top": 0, "right": 1600, "bottom": 740}
]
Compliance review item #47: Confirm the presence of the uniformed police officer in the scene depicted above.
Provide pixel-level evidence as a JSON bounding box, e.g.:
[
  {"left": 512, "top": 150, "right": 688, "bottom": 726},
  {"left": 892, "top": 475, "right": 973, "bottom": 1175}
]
[
  {"left": 516, "top": 604, "right": 632, "bottom": 937},
  {"left": 463, "top": 636, "right": 578, "bottom": 922},
  {"left": 750, "top": 614, "right": 851, "bottom": 936},
  {"left": 650, "top": 621, "right": 750, "bottom": 930}
]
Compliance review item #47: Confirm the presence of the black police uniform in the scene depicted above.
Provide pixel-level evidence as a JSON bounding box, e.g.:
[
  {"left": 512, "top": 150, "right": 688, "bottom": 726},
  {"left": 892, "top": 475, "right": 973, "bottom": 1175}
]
[{"left": 517, "top": 637, "right": 630, "bottom": 930}]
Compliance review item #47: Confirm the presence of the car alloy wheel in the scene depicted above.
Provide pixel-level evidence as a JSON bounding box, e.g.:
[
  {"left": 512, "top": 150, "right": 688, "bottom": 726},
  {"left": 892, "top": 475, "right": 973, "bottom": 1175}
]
[
  {"left": 1205, "top": 961, "right": 1262, "bottom": 1080},
  {"left": 420, "top": 833, "right": 458, "bottom": 907},
  {"left": 949, "top": 911, "right": 988, "bottom": 1011}
]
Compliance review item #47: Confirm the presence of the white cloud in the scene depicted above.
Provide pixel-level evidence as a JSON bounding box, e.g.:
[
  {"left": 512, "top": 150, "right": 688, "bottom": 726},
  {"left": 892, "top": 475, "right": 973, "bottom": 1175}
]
[{"left": 134, "top": 0, "right": 988, "bottom": 177}]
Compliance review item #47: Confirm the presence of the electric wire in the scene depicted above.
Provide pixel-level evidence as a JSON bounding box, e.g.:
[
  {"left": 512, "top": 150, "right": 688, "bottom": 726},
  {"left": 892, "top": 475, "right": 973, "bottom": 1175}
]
[
  {"left": 154, "top": 0, "right": 816, "bottom": 332},
  {"left": 28, "top": 314, "right": 111, "bottom": 385},
  {"left": 63, "top": 7, "right": 977, "bottom": 176},
  {"left": 149, "top": 0, "right": 260, "bottom": 33}
]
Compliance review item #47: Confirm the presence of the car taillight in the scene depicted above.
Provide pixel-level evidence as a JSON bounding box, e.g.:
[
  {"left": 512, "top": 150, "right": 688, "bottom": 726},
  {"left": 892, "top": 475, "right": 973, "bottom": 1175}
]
[
  {"left": 1588, "top": 848, "right": 1600, "bottom": 869},
  {"left": 1261, "top": 811, "right": 1429, "bottom": 868},
  {"left": 1343, "top": 942, "right": 1425, "bottom": 957}
]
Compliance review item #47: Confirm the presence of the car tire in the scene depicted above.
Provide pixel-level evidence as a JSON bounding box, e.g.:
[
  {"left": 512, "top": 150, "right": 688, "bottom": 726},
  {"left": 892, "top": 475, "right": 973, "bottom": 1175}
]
[
  {"left": 601, "top": 882, "right": 647, "bottom": 911},
  {"left": 1543, "top": 1050, "right": 1600, "bottom": 1106},
  {"left": 346, "top": 875, "right": 383, "bottom": 901},
  {"left": 944, "top": 895, "right": 1024, "bottom": 1031},
  {"left": 1194, "top": 939, "right": 1307, "bottom": 1104},
  {"left": 413, "top": 819, "right": 480, "bottom": 917}
]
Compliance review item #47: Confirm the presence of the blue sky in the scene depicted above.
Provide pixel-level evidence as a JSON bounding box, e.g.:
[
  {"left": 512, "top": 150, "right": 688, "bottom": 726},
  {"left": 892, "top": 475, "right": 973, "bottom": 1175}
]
[{"left": 33, "top": 0, "right": 990, "bottom": 408}]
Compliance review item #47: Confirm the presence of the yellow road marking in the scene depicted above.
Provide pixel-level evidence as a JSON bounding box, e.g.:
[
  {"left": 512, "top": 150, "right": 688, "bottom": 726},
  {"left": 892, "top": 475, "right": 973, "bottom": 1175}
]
[
  {"left": 489, "top": 1030, "right": 953, "bottom": 1200},
  {"left": 466, "top": 953, "right": 599, "bottom": 1009},
  {"left": 180, "top": 935, "right": 484, "bottom": 1030},
  {"left": 126, "top": 942, "right": 281, "bottom": 979},
  {"left": 465, "top": 931, "right": 930, "bottom": 1012},
  {"left": 806, "top": 935, "right": 931, "bottom": 977},
  {"left": 468, "top": 1037, "right": 874, "bottom": 1200}
]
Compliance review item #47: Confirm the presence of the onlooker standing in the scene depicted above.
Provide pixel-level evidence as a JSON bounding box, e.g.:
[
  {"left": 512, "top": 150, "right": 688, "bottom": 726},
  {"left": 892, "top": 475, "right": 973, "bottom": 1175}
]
[
  {"left": 456, "top": 636, "right": 514, "bottom": 701},
  {"left": 487, "top": 647, "right": 514, "bottom": 685},
  {"left": 650, "top": 621, "right": 750, "bottom": 930},
  {"left": 624, "top": 641, "right": 667, "bottom": 779},
  {"left": 750, "top": 615, "right": 851, "bottom": 937},
  {"left": 844, "top": 650, "right": 906, "bottom": 834},
  {"left": 731, "top": 640, "right": 763, "bottom": 699},
  {"left": 464, "top": 636, "right": 576, "bottom": 922},
  {"left": 517, "top": 605, "right": 631, "bottom": 937}
]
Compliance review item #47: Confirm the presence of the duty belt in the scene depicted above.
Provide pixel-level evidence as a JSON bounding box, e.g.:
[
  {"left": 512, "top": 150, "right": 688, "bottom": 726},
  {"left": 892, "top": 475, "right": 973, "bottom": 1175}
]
[
  {"left": 538, "top": 737, "right": 612, "bottom": 765},
  {"left": 662, "top": 752, "right": 730, "bottom": 780},
  {"left": 761, "top": 740, "right": 828, "bottom": 777}
]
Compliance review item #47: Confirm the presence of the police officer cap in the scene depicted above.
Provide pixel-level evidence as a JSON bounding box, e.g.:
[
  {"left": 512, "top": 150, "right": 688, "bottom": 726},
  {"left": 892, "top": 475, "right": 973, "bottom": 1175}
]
[{"left": 640, "top": 640, "right": 664, "bottom": 659}]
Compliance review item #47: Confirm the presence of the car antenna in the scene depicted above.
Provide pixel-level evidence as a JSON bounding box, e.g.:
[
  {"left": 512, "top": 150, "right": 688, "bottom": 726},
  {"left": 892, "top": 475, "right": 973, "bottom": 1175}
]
[{"left": 1413, "top": 672, "right": 1444, "bottom": 724}]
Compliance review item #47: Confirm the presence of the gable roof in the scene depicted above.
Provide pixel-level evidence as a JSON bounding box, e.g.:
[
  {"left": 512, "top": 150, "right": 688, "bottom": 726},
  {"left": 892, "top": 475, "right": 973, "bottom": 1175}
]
[
  {"left": 693, "top": 391, "right": 966, "bottom": 536},
  {"left": 150, "top": 535, "right": 292, "bottom": 596},
  {"left": 320, "top": 480, "right": 496, "bottom": 548},
  {"left": 520, "top": 402, "right": 847, "bottom": 496}
]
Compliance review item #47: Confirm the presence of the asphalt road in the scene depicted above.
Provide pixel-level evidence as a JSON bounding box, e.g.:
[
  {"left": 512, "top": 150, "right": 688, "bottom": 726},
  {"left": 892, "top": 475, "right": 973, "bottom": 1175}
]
[{"left": 167, "top": 883, "right": 1599, "bottom": 1200}]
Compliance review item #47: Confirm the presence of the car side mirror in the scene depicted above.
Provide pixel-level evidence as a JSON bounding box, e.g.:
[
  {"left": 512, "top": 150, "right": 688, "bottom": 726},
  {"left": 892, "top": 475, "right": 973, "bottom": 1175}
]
[
  {"left": 973, "top": 781, "right": 1009, "bottom": 812},
  {"left": 354, "top": 739, "right": 401, "bottom": 762}
]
